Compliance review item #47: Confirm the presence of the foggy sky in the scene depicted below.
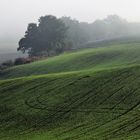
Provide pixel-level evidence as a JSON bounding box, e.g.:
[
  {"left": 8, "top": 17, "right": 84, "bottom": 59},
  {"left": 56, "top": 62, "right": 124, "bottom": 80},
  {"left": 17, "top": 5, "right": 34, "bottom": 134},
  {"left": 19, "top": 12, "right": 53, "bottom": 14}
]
[{"left": 0, "top": 0, "right": 140, "bottom": 50}]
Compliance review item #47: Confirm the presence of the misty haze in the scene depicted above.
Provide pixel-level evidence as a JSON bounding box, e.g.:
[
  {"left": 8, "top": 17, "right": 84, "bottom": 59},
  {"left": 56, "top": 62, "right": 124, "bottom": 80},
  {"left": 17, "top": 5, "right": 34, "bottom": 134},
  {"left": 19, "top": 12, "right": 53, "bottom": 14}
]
[{"left": 0, "top": 0, "right": 140, "bottom": 140}]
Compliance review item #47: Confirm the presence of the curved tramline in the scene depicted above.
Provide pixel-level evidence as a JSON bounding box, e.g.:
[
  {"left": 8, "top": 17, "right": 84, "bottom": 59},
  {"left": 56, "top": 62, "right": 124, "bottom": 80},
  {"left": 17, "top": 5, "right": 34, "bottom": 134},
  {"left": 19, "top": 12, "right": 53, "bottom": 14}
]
[
  {"left": 0, "top": 39, "right": 140, "bottom": 139},
  {"left": 0, "top": 65, "right": 140, "bottom": 139}
]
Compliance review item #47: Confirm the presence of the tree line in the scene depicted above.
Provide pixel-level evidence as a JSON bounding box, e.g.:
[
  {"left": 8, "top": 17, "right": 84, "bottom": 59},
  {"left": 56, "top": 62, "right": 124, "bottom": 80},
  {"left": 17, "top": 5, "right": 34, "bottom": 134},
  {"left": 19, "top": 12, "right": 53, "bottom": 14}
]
[{"left": 18, "top": 15, "right": 140, "bottom": 57}]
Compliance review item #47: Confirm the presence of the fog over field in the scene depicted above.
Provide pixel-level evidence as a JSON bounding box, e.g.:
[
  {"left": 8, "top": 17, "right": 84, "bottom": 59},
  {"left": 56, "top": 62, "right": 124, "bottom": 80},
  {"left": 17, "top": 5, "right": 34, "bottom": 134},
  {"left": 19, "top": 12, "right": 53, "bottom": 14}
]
[
  {"left": 1, "top": 0, "right": 140, "bottom": 52},
  {"left": 1, "top": 1, "right": 140, "bottom": 140}
]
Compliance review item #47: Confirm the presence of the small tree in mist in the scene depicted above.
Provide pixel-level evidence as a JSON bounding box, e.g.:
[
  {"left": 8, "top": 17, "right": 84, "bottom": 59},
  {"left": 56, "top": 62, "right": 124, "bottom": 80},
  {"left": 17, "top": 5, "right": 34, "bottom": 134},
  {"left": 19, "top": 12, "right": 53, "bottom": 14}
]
[
  {"left": 18, "top": 15, "right": 68, "bottom": 57},
  {"left": 61, "top": 17, "right": 90, "bottom": 47}
]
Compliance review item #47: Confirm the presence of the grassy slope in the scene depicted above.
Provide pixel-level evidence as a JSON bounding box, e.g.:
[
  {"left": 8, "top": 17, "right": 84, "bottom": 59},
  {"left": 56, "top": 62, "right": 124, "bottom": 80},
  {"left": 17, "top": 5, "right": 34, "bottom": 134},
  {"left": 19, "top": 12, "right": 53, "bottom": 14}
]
[
  {"left": 1, "top": 42, "right": 140, "bottom": 79},
  {"left": 0, "top": 39, "right": 140, "bottom": 139},
  {"left": 0, "top": 66, "right": 140, "bottom": 140}
]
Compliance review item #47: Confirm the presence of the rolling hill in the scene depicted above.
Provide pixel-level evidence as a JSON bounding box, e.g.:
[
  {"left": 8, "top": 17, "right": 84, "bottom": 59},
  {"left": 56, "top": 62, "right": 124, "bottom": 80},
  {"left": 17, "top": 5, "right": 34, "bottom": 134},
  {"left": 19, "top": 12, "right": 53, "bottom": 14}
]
[
  {"left": 1, "top": 41, "right": 140, "bottom": 80},
  {"left": 0, "top": 38, "right": 140, "bottom": 140}
]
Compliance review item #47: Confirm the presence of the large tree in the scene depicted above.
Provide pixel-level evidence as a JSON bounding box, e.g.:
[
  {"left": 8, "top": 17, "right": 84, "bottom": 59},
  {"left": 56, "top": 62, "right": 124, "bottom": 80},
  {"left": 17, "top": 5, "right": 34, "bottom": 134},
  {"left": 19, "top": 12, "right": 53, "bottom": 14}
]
[{"left": 18, "top": 15, "right": 68, "bottom": 57}]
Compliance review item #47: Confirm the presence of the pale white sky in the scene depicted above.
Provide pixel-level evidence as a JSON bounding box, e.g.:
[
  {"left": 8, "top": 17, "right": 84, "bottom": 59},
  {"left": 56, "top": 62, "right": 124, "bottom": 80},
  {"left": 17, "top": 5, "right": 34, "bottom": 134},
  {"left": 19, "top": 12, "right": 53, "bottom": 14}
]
[{"left": 0, "top": 0, "right": 140, "bottom": 49}]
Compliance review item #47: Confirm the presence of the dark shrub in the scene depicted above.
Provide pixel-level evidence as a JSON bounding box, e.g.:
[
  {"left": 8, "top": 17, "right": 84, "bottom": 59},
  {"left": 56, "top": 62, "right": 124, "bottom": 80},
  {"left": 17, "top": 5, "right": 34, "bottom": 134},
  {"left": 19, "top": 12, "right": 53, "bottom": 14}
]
[
  {"left": 2, "top": 60, "right": 14, "bottom": 67},
  {"left": 14, "top": 58, "right": 26, "bottom": 65}
]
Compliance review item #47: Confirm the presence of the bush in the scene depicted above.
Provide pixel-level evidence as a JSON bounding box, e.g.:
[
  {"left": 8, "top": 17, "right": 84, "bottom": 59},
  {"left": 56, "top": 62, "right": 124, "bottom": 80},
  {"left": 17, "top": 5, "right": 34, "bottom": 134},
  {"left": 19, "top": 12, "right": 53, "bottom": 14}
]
[
  {"left": 0, "top": 65, "right": 7, "bottom": 70},
  {"left": 14, "top": 57, "right": 42, "bottom": 65},
  {"left": 14, "top": 58, "right": 26, "bottom": 65},
  {"left": 25, "top": 57, "right": 41, "bottom": 63},
  {"left": 2, "top": 60, "right": 14, "bottom": 67}
]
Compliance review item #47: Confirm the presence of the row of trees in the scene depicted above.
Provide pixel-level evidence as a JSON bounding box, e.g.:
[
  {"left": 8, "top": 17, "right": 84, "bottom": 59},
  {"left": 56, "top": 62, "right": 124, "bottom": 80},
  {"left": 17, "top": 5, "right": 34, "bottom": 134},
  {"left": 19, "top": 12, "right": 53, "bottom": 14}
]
[
  {"left": 61, "top": 15, "right": 137, "bottom": 46},
  {"left": 18, "top": 15, "right": 140, "bottom": 57}
]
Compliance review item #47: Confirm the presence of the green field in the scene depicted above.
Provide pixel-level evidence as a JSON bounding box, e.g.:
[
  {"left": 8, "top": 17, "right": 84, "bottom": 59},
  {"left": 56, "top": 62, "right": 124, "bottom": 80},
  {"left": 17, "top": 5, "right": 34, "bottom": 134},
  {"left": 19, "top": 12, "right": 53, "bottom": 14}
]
[{"left": 0, "top": 39, "right": 140, "bottom": 140}]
